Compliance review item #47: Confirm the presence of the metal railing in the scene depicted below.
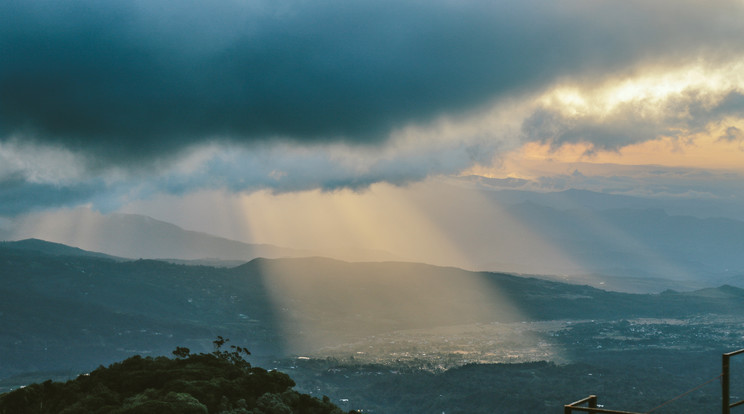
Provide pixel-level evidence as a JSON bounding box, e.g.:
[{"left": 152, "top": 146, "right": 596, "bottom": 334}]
[
  {"left": 723, "top": 349, "right": 744, "bottom": 414},
  {"left": 564, "top": 395, "right": 643, "bottom": 414},
  {"left": 566, "top": 348, "right": 744, "bottom": 414}
]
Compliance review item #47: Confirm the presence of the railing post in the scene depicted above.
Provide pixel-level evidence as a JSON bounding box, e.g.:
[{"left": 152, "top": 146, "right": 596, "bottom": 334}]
[
  {"left": 589, "top": 395, "right": 598, "bottom": 414},
  {"left": 724, "top": 352, "right": 731, "bottom": 414}
]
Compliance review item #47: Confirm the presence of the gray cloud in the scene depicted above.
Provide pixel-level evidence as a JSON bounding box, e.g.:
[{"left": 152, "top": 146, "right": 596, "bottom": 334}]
[
  {"left": 720, "top": 126, "right": 744, "bottom": 142},
  {"left": 150, "top": 138, "right": 495, "bottom": 197},
  {"left": 3, "top": 0, "right": 744, "bottom": 164},
  {"left": 522, "top": 90, "right": 744, "bottom": 150},
  {"left": 0, "top": 136, "right": 495, "bottom": 215},
  {"left": 521, "top": 106, "right": 669, "bottom": 151},
  {"left": 0, "top": 175, "right": 104, "bottom": 215}
]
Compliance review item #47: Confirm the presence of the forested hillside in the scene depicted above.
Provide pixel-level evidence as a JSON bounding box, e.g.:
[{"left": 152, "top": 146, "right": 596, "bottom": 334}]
[{"left": 0, "top": 339, "right": 350, "bottom": 414}]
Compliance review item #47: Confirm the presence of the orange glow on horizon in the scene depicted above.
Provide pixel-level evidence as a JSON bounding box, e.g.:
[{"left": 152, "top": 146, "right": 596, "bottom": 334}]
[{"left": 468, "top": 126, "right": 744, "bottom": 182}]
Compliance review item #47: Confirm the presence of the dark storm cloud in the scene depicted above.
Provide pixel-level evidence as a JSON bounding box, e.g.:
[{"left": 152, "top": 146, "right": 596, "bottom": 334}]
[
  {"left": 0, "top": 175, "right": 102, "bottom": 215},
  {"left": 3, "top": 0, "right": 743, "bottom": 164}
]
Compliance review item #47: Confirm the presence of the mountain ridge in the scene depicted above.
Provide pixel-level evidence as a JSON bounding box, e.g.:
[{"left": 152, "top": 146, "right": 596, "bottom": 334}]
[
  {"left": 4, "top": 211, "right": 401, "bottom": 263},
  {"left": 0, "top": 238, "right": 125, "bottom": 261},
  {"left": 3, "top": 240, "right": 744, "bottom": 382}
]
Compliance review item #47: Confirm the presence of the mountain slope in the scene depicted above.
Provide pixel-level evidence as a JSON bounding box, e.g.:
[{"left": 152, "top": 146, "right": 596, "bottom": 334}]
[
  {"left": 502, "top": 202, "right": 744, "bottom": 284},
  {"left": 0, "top": 238, "right": 124, "bottom": 260},
  {"left": 477, "top": 185, "right": 744, "bottom": 222},
  {"left": 5, "top": 212, "right": 313, "bottom": 261},
  {"left": 6, "top": 211, "right": 400, "bottom": 263},
  {"left": 2, "top": 242, "right": 744, "bottom": 382}
]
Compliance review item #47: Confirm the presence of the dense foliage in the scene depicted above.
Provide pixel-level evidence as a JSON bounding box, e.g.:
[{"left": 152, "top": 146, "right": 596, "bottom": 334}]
[{"left": 0, "top": 340, "right": 351, "bottom": 414}]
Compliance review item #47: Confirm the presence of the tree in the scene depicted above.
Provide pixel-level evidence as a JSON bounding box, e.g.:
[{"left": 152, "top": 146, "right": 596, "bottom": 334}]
[
  {"left": 172, "top": 347, "right": 191, "bottom": 359},
  {"left": 0, "top": 338, "right": 351, "bottom": 414}
]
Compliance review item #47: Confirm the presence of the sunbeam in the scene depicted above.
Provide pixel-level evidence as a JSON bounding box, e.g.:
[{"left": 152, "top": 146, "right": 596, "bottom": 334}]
[{"left": 253, "top": 257, "right": 534, "bottom": 357}]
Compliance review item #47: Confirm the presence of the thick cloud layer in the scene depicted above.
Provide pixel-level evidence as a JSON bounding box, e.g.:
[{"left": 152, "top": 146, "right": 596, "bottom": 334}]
[
  {"left": 3, "top": 0, "right": 744, "bottom": 163},
  {"left": 3, "top": 0, "right": 744, "bottom": 214},
  {"left": 522, "top": 90, "right": 744, "bottom": 151},
  {"left": 0, "top": 175, "right": 102, "bottom": 215},
  {"left": 0, "top": 134, "right": 498, "bottom": 214}
]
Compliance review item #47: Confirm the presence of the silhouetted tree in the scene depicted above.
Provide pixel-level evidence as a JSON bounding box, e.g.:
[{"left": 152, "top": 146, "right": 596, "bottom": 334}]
[
  {"left": 0, "top": 338, "right": 352, "bottom": 414},
  {"left": 172, "top": 347, "right": 191, "bottom": 359}
]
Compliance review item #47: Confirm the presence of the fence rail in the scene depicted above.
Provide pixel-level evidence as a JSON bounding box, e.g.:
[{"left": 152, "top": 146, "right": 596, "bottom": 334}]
[
  {"left": 566, "top": 348, "right": 744, "bottom": 414},
  {"left": 723, "top": 349, "right": 744, "bottom": 414},
  {"left": 564, "top": 395, "right": 643, "bottom": 414}
]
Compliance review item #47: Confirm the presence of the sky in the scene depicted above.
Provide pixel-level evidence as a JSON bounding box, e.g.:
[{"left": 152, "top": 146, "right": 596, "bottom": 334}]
[{"left": 3, "top": 0, "right": 744, "bottom": 264}]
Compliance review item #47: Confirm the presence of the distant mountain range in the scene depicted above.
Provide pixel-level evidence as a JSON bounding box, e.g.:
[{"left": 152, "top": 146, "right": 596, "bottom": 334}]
[
  {"left": 0, "top": 238, "right": 123, "bottom": 260},
  {"left": 500, "top": 202, "right": 744, "bottom": 286},
  {"left": 3, "top": 211, "right": 399, "bottom": 263},
  {"left": 2, "top": 239, "right": 744, "bottom": 384},
  {"left": 417, "top": 184, "right": 744, "bottom": 288},
  {"left": 468, "top": 180, "right": 744, "bottom": 222},
  {"left": 59, "top": 212, "right": 313, "bottom": 261},
  {"left": 4, "top": 187, "right": 744, "bottom": 291}
]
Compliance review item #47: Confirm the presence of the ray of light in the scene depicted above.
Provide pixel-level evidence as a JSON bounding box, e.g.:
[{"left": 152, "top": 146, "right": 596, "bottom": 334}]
[
  {"left": 11, "top": 179, "right": 602, "bottom": 362},
  {"left": 219, "top": 181, "right": 579, "bottom": 358},
  {"left": 252, "top": 257, "right": 534, "bottom": 356},
  {"left": 10, "top": 207, "right": 104, "bottom": 251},
  {"left": 233, "top": 184, "right": 473, "bottom": 266}
]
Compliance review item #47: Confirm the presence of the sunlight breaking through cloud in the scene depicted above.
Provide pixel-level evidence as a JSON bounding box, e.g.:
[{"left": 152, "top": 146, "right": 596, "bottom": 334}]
[
  {"left": 524, "top": 59, "right": 744, "bottom": 151},
  {"left": 542, "top": 60, "right": 744, "bottom": 119},
  {"left": 252, "top": 257, "right": 532, "bottom": 356}
]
